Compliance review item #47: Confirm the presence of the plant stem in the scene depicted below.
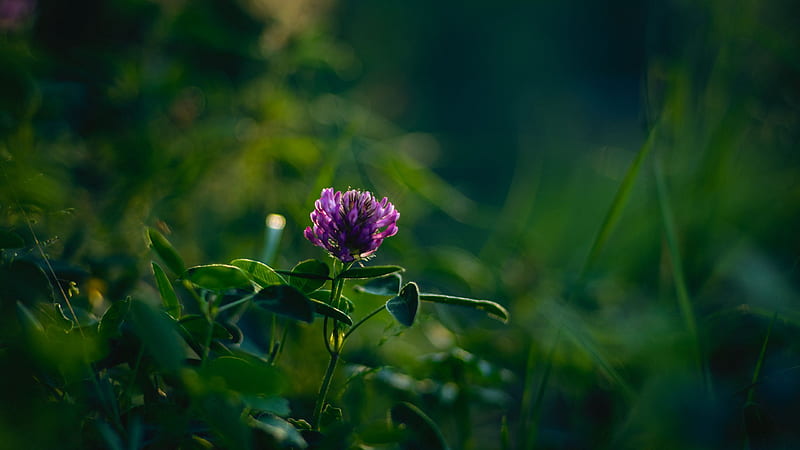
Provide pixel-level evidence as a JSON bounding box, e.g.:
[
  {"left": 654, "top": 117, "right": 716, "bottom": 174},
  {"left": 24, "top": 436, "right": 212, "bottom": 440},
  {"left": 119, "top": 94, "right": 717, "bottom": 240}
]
[
  {"left": 312, "top": 260, "right": 354, "bottom": 430},
  {"left": 343, "top": 304, "right": 386, "bottom": 341},
  {"left": 312, "top": 351, "right": 340, "bottom": 430}
]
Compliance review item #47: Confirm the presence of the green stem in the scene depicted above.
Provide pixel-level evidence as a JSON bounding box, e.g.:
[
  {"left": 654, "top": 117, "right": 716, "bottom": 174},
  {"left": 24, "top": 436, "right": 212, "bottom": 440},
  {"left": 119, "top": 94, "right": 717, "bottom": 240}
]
[
  {"left": 312, "top": 260, "right": 353, "bottom": 430},
  {"left": 312, "top": 351, "right": 340, "bottom": 430},
  {"left": 343, "top": 304, "right": 386, "bottom": 341},
  {"left": 216, "top": 292, "right": 256, "bottom": 313}
]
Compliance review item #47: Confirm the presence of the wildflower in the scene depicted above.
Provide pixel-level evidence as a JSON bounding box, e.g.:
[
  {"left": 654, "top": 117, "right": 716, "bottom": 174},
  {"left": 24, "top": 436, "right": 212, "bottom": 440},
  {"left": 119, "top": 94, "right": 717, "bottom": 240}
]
[{"left": 304, "top": 188, "right": 399, "bottom": 263}]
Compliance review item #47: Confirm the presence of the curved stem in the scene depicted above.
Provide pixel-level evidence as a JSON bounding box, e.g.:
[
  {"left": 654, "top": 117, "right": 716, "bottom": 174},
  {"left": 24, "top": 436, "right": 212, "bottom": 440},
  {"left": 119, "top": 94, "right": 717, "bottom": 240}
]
[{"left": 343, "top": 303, "right": 387, "bottom": 342}]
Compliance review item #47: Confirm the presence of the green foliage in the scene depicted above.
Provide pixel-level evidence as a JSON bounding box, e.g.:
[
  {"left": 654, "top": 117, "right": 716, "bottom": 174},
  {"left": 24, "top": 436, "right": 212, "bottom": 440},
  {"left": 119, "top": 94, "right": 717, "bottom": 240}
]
[
  {"left": 183, "top": 264, "right": 253, "bottom": 291},
  {"left": 281, "top": 259, "right": 331, "bottom": 294},
  {"left": 386, "top": 282, "right": 420, "bottom": 327},
  {"left": 254, "top": 284, "right": 315, "bottom": 323},
  {"left": 1, "top": 0, "right": 799, "bottom": 448}
]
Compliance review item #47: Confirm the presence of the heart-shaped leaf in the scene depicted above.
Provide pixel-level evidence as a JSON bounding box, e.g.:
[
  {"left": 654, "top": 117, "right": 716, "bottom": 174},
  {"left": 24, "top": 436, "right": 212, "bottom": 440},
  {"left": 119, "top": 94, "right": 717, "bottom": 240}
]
[
  {"left": 230, "top": 258, "right": 286, "bottom": 288},
  {"left": 386, "top": 282, "right": 420, "bottom": 327},
  {"left": 419, "top": 293, "right": 509, "bottom": 323},
  {"left": 254, "top": 284, "right": 314, "bottom": 323},
  {"left": 183, "top": 264, "right": 252, "bottom": 291}
]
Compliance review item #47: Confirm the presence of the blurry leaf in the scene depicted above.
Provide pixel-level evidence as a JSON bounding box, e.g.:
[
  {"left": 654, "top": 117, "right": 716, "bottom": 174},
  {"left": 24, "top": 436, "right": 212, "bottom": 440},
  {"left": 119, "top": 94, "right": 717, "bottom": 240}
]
[
  {"left": 249, "top": 414, "right": 307, "bottom": 449},
  {"left": 16, "top": 301, "right": 44, "bottom": 332},
  {"left": 357, "top": 421, "right": 407, "bottom": 445},
  {"left": 230, "top": 258, "right": 286, "bottom": 287},
  {"left": 152, "top": 262, "right": 181, "bottom": 319},
  {"left": 320, "top": 404, "right": 343, "bottom": 427},
  {"left": 420, "top": 293, "right": 509, "bottom": 323},
  {"left": 254, "top": 285, "right": 314, "bottom": 323},
  {"left": 338, "top": 265, "right": 403, "bottom": 280},
  {"left": 309, "top": 290, "right": 354, "bottom": 313},
  {"left": 183, "top": 264, "right": 252, "bottom": 291},
  {"left": 355, "top": 273, "right": 401, "bottom": 296},
  {"left": 0, "top": 230, "right": 24, "bottom": 248},
  {"left": 308, "top": 298, "right": 353, "bottom": 326},
  {"left": 387, "top": 282, "right": 420, "bottom": 327},
  {"left": 35, "top": 302, "right": 74, "bottom": 332},
  {"left": 243, "top": 396, "right": 290, "bottom": 417},
  {"left": 179, "top": 314, "right": 234, "bottom": 341},
  {"left": 278, "top": 259, "right": 330, "bottom": 293},
  {"left": 390, "top": 402, "right": 449, "bottom": 450},
  {"left": 201, "top": 356, "right": 284, "bottom": 396},
  {"left": 147, "top": 227, "right": 185, "bottom": 275},
  {"left": 97, "top": 298, "right": 131, "bottom": 338},
  {"left": 1, "top": 260, "right": 54, "bottom": 305},
  {"left": 539, "top": 299, "right": 633, "bottom": 398},
  {"left": 129, "top": 299, "right": 185, "bottom": 371}
]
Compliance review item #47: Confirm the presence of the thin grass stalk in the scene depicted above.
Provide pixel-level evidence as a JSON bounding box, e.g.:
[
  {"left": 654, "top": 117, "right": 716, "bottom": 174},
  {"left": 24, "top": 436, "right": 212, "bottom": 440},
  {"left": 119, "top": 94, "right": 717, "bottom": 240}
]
[{"left": 654, "top": 156, "right": 710, "bottom": 393}]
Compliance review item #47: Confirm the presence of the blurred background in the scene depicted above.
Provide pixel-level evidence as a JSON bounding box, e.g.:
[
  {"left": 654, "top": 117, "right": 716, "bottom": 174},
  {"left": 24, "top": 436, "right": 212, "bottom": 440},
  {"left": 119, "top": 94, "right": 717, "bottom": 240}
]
[{"left": 1, "top": 0, "right": 799, "bottom": 448}]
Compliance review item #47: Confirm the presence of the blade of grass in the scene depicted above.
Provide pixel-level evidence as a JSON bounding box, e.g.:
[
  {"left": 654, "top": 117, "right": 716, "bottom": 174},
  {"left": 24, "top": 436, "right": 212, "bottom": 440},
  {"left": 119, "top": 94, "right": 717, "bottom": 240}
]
[
  {"left": 654, "top": 156, "right": 711, "bottom": 393},
  {"left": 747, "top": 312, "right": 776, "bottom": 404},
  {"left": 526, "top": 127, "right": 655, "bottom": 446},
  {"left": 579, "top": 127, "right": 656, "bottom": 281},
  {"left": 743, "top": 312, "right": 777, "bottom": 450}
]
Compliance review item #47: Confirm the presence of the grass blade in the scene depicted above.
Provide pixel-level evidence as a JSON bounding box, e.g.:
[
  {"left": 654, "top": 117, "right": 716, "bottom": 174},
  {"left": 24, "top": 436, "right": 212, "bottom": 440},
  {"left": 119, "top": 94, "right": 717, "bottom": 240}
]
[{"left": 654, "top": 156, "right": 709, "bottom": 392}]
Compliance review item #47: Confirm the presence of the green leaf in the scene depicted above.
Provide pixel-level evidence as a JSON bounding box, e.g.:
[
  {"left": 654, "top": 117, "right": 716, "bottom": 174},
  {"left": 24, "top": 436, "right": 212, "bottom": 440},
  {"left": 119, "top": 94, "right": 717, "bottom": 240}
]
[
  {"left": 308, "top": 298, "right": 353, "bottom": 326},
  {"left": 230, "top": 258, "right": 286, "bottom": 288},
  {"left": 152, "top": 262, "right": 181, "bottom": 319},
  {"left": 355, "top": 273, "right": 401, "bottom": 296},
  {"left": 338, "top": 265, "right": 404, "bottom": 280},
  {"left": 243, "top": 396, "right": 291, "bottom": 417},
  {"left": 183, "top": 264, "right": 252, "bottom": 291},
  {"left": 0, "top": 230, "right": 24, "bottom": 249},
  {"left": 98, "top": 297, "right": 131, "bottom": 337},
  {"left": 357, "top": 421, "right": 407, "bottom": 446},
  {"left": 309, "top": 290, "right": 355, "bottom": 313},
  {"left": 390, "top": 402, "right": 449, "bottom": 450},
  {"left": 249, "top": 415, "right": 307, "bottom": 449},
  {"left": 420, "top": 293, "right": 509, "bottom": 323},
  {"left": 254, "top": 284, "right": 314, "bottom": 323},
  {"left": 1, "top": 260, "right": 54, "bottom": 305},
  {"left": 129, "top": 299, "right": 185, "bottom": 372},
  {"left": 147, "top": 227, "right": 185, "bottom": 275},
  {"left": 16, "top": 301, "right": 44, "bottom": 332},
  {"left": 179, "top": 314, "right": 234, "bottom": 341},
  {"left": 202, "top": 356, "right": 285, "bottom": 396},
  {"left": 387, "top": 282, "right": 420, "bottom": 327},
  {"left": 35, "top": 302, "right": 74, "bottom": 332},
  {"left": 278, "top": 259, "right": 330, "bottom": 293}
]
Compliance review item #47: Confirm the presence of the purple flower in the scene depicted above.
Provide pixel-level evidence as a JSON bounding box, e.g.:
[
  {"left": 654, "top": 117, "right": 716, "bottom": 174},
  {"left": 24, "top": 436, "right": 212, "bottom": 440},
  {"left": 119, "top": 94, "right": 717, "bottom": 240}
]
[{"left": 304, "top": 188, "right": 399, "bottom": 263}]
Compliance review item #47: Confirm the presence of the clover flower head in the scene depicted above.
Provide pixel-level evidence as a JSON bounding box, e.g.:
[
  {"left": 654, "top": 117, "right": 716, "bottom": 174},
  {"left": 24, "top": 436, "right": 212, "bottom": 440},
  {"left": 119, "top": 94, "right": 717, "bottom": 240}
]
[{"left": 304, "top": 188, "right": 399, "bottom": 263}]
